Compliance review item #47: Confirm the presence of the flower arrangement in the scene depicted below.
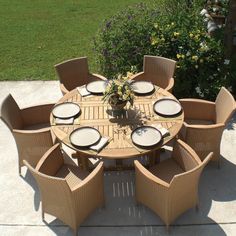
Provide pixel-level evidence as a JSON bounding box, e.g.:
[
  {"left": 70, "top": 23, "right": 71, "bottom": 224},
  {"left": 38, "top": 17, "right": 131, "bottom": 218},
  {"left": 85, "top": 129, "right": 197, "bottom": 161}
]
[{"left": 102, "top": 72, "right": 135, "bottom": 107}]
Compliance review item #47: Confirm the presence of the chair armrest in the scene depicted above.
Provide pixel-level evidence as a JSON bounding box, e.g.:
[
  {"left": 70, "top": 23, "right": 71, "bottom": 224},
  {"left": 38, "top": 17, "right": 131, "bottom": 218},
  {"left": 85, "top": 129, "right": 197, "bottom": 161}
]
[
  {"left": 165, "top": 77, "right": 174, "bottom": 93},
  {"left": 131, "top": 72, "right": 145, "bottom": 80},
  {"left": 36, "top": 143, "right": 64, "bottom": 176},
  {"left": 172, "top": 139, "right": 201, "bottom": 171},
  {"left": 60, "top": 83, "right": 69, "bottom": 95},
  {"left": 134, "top": 160, "right": 169, "bottom": 188},
  {"left": 21, "top": 103, "right": 55, "bottom": 127},
  {"left": 13, "top": 128, "right": 54, "bottom": 167},
  {"left": 181, "top": 122, "right": 225, "bottom": 139},
  {"left": 179, "top": 99, "right": 216, "bottom": 121},
  {"left": 13, "top": 127, "right": 51, "bottom": 134},
  {"left": 70, "top": 162, "right": 104, "bottom": 222},
  {"left": 183, "top": 123, "right": 225, "bottom": 160},
  {"left": 70, "top": 162, "right": 104, "bottom": 191},
  {"left": 185, "top": 122, "right": 225, "bottom": 131},
  {"left": 134, "top": 160, "right": 169, "bottom": 218},
  {"left": 90, "top": 73, "right": 107, "bottom": 81}
]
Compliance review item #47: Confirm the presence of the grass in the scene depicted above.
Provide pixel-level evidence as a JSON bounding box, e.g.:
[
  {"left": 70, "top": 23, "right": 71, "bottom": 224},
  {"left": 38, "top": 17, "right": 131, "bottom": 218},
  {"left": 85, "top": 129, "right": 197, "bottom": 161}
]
[{"left": 0, "top": 0, "right": 153, "bottom": 81}]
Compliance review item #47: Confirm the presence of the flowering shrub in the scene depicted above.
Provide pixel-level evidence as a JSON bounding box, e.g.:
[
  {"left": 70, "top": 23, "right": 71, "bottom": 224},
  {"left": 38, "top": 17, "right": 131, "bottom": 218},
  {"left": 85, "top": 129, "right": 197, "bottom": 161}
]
[
  {"left": 94, "top": 1, "right": 233, "bottom": 100},
  {"left": 150, "top": 19, "right": 230, "bottom": 99},
  {"left": 102, "top": 72, "right": 135, "bottom": 106},
  {"left": 94, "top": 3, "right": 158, "bottom": 79}
]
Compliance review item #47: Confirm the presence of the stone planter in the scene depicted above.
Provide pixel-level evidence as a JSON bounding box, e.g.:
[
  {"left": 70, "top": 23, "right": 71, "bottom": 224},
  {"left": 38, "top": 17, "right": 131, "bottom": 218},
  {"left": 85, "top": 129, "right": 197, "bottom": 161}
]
[
  {"left": 109, "top": 99, "right": 127, "bottom": 111},
  {"left": 211, "top": 14, "right": 226, "bottom": 25}
]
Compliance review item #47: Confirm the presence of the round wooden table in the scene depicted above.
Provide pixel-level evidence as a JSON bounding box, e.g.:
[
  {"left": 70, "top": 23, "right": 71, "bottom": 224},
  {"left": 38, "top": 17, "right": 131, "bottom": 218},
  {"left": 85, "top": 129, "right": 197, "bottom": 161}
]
[{"left": 50, "top": 86, "right": 184, "bottom": 169}]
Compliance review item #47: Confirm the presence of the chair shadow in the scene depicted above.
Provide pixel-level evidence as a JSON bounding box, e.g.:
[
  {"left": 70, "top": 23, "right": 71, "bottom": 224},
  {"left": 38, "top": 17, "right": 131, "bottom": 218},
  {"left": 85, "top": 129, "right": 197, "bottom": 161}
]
[
  {"left": 54, "top": 168, "right": 229, "bottom": 236},
  {"left": 199, "top": 155, "right": 236, "bottom": 210},
  {"left": 20, "top": 152, "right": 236, "bottom": 236},
  {"left": 21, "top": 169, "right": 41, "bottom": 211}
]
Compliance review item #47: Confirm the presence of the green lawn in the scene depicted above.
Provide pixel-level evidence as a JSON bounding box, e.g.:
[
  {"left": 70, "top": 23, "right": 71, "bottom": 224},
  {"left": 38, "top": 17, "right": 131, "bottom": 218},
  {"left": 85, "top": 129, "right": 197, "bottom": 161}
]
[{"left": 0, "top": 0, "right": 153, "bottom": 81}]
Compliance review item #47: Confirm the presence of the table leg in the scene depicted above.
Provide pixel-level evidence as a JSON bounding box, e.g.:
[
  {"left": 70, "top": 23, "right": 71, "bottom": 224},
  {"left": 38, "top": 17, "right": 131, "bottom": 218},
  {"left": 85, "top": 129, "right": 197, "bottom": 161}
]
[
  {"left": 81, "top": 157, "right": 89, "bottom": 170},
  {"left": 72, "top": 152, "right": 89, "bottom": 170},
  {"left": 115, "top": 159, "right": 123, "bottom": 170},
  {"left": 148, "top": 150, "right": 160, "bottom": 167}
]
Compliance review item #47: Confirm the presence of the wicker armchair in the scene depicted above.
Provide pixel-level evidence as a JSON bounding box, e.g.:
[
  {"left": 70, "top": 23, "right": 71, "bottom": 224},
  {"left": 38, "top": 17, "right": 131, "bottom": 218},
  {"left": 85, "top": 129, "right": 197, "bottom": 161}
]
[
  {"left": 24, "top": 143, "right": 104, "bottom": 236},
  {"left": 135, "top": 139, "right": 212, "bottom": 230},
  {"left": 131, "top": 55, "right": 176, "bottom": 92},
  {"left": 55, "top": 57, "right": 107, "bottom": 95},
  {"left": 0, "top": 94, "right": 54, "bottom": 175},
  {"left": 179, "top": 87, "right": 235, "bottom": 166}
]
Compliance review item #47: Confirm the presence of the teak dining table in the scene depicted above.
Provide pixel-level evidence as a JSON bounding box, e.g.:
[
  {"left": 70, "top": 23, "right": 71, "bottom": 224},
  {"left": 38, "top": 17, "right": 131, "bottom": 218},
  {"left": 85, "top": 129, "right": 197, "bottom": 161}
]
[{"left": 50, "top": 86, "right": 184, "bottom": 170}]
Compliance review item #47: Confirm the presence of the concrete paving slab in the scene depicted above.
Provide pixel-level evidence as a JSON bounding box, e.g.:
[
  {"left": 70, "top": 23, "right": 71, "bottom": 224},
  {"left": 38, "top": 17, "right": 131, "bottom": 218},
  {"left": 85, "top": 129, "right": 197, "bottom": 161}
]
[{"left": 0, "top": 81, "right": 236, "bottom": 236}]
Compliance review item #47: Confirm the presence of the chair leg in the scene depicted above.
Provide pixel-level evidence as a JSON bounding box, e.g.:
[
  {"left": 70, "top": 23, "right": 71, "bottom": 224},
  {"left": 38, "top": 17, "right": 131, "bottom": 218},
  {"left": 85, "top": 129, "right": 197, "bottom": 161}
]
[
  {"left": 74, "top": 226, "right": 78, "bottom": 236},
  {"left": 19, "top": 164, "right": 22, "bottom": 176},
  {"left": 195, "top": 197, "right": 199, "bottom": 212},
  {"left": 195, "top": 204, "right": 199, "bottom": 212},
  {"left": 41, "top": 205, "right": 45, "bottom": 221},
  {"left": 166, "top": 224, "right": 170, "bottom": 232}
]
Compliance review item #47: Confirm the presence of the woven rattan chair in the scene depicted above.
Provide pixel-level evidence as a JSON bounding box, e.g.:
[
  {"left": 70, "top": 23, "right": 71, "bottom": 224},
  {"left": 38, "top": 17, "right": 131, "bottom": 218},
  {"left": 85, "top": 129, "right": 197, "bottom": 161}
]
[
  {"left": 0, "top": 94, "right": 54, "bottom": 175},
  {"left": 131, "top": 55, "right": 176, "bottom": 92},
  {"left": 135, "top": 139, "right": 212, "bottom": 230},
  {"left": 179, "top": 87, "right": 235, "bottom": 167},
  {"left": 55, "top": 57, "right": 107, "bottom": 95},
  {"left": 24, "top": 143, "right": 104, "bottom": 236}
]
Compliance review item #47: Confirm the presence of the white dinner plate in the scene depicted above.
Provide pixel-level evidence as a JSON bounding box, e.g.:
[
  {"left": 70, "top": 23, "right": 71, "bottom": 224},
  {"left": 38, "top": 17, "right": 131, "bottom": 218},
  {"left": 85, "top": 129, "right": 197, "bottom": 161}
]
[
  {"left": 70, "top": 127, "right": 101, "bottom": 147},
  {"left": 153, "top": 98, "right": 182, "bottom": 116},
  {"left": 86, "top": 80, "right": 107, "bottom": 94},
  {"left": 131, "top": 126, "right": 162, "bottom": 147},
  {"left": 131, "top": 81, "right": 155, "bottom": 95},
  {"left": 52, "top": 102, "right": 81, "bottom": 119}
]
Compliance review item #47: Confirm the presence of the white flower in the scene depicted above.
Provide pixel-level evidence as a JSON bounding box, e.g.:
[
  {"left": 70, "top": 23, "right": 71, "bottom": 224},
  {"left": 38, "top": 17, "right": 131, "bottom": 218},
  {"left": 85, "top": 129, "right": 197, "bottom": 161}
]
[
  {"left": 200, "top": 9, "right": 208, "bottom": 16},
  {"left": 213, "top": 7, "right": 218, "bottom": 12},
  {"left": 186, "top": 51, "right": 191, "bottom": 56},
  {"left": 205, "top": 13, "right": 212, "bottom": 19},
  {"left": 200, "top": 42, "right": 209, "bottom": 51},
  {"left": 224, "top": 59, "right": 230, "bottom": 65},
  {"left": 195, "top": 86, "right": 204, "bottom": 98}
]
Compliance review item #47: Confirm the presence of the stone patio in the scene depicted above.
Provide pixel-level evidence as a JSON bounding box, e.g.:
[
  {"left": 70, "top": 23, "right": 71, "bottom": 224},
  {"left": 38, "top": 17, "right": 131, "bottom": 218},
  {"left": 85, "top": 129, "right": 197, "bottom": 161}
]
[{"left": 0, "top": 81, "right": 236, "bottom": 236}]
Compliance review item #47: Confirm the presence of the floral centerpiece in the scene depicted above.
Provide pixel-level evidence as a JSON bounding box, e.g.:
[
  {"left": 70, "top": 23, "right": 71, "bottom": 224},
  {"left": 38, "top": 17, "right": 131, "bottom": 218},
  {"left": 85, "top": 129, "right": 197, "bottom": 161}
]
[{"left": 102, "top": 72, "right": 135, "bottom": 110}]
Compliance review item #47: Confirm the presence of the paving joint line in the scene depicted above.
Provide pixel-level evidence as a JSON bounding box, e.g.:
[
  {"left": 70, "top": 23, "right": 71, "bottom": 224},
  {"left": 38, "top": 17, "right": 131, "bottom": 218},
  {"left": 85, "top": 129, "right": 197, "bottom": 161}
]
[{"left": 1, "top": 222, "right": 236, "bottom": 227}]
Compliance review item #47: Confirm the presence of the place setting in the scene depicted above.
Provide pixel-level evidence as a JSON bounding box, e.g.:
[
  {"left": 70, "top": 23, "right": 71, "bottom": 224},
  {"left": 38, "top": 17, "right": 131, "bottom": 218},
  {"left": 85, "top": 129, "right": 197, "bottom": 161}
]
[
  {"left": 51, "top": 102, "right": 81, "bottom": 125},
  {"left": 128, "top": 125, "right": 164, "bottom": 152},
  {"left": 67, "top": 126, "right": 111, "bottom": 154},
  {"left": 77, "top": 80, "right": 107, "bottom": 97},
  {"left": 130, "top": 80, "right": 155, "bottom": 96},
  {"left": 152, "top": 97, "right": 183, "bottom": 119}
]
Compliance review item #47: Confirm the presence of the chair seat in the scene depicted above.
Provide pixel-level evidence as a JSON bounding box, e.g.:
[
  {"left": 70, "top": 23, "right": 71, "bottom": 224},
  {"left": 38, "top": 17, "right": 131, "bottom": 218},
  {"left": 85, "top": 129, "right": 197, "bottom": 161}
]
[
  {"left": 24, "top": 122, "right": 50, "bottom": 130},
  {"left": 149, "top": 158, "right": 184, "bottom": 183},
  {"left": 56, "top": 164, "right": 90, "bottom": 188},
  {"left": 185, "top": 119, "right": 214, "bottom": 126}
]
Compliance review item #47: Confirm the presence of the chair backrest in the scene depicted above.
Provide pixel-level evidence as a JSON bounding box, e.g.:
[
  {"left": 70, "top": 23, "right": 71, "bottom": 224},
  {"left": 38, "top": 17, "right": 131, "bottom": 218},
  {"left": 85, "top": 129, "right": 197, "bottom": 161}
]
[
  {"left": 0, "top": 94, "right": 23, "bottom": 130},
  {"left": 215, "top": 87, "right": 235, "bottom": 124},
  {"left": 143, "top": 55, "right": 176, "bottom": 88},
  {"left": 172, "top": 139, "right": 201, "bottom": 171},
  {"left": 55, "top": 57, "right": 90, "bottom": 91},
  {"left": 24, "top": 160, "right": 74, "bottom": 224},
  {"left": 171, "top": 152, "right": 211, "bottom": 188},
  {"left": 167, "top": 152, "right": 212, "bottom": 223}
]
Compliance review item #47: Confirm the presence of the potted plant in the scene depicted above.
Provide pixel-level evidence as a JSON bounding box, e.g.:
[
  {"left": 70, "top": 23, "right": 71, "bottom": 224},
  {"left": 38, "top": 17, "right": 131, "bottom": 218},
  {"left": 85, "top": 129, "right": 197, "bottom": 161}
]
[
  {"left": 102, "top": 72, "right": 135, "bottom": 111},
  {"left": 205, "top": 0, "right": 229, "bottom": 25}
]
